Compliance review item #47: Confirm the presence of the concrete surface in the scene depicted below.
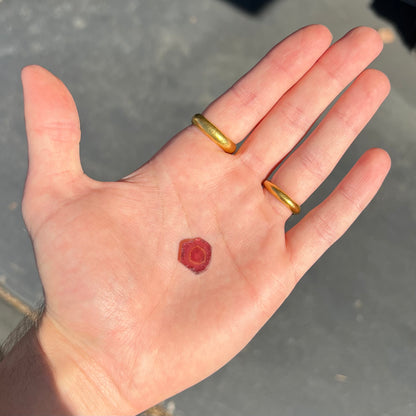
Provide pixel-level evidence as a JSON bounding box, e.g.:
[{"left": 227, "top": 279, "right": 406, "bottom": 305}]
[
  {"left": 0, "top": 0, "right": 415, "bottom": 415},
  {"left": 0, "top": 300, "right": 23, "bottom": 346}
]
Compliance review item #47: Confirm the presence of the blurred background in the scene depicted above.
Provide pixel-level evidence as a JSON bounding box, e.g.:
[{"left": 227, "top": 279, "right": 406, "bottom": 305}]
[{"left": 0, "top": 0, "right": 415, "bottom": 415}]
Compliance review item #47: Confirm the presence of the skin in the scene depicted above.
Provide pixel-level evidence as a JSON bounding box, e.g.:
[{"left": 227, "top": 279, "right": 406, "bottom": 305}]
[{"left": 0, "top": 25, "right": 391, "bottom": 415}]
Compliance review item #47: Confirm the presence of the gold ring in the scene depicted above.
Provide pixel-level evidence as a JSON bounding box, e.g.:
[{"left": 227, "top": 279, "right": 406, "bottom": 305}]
[
  {"left": 192, "top": 114, "right": 237, "bottom": 154},
  {"left": 263, "top": 180, "right": 301, "bottom": 215}
]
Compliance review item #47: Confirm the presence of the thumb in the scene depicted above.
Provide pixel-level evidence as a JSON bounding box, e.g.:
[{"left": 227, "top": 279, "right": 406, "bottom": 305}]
[
  {"left": 22, "top": 65, "right": 83, "bottom": 183},
  {"left": 21, "top": 65, "right": 85, "bottom": 230}
]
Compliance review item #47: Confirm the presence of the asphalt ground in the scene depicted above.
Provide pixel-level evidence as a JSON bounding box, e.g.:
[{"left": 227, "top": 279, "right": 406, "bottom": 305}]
[{"left": 1, "top": 1, "right": 415, "bottom": 415}]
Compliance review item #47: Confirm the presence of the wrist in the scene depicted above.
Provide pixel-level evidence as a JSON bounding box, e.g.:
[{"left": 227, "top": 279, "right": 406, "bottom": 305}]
[
  {"left": 0, "top": 314, "right": 136, "bottom": 416},
  {"left": 37, "top": 315, "right": 136, "bottom": 415},
  {"left": 0, "top": 323, "right": 70, "bottom": 416}
]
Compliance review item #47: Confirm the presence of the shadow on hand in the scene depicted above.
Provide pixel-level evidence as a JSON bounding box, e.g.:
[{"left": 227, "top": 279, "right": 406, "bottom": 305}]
[
  {"left": 219, "top": 0, "right": 279, "bottom": 14},
  {"left": 371, "top": 0, "right": 416, "bottom": 48},
  {"left": 0, "top": 316, "right": 72, "bottom": 416}
]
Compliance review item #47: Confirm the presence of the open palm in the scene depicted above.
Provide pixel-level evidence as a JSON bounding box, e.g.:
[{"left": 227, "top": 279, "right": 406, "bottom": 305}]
[{"left": 21, "top": 26, "right": 390, "bottom": 415}]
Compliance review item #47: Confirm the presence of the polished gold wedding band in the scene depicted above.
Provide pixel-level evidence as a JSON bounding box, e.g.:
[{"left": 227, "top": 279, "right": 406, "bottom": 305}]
[
  {"left": 263, "top": 180, "right": 301, "bottom": 215},
  {"left": 192, "top": 114, "right": 237, "bottom": 154}
]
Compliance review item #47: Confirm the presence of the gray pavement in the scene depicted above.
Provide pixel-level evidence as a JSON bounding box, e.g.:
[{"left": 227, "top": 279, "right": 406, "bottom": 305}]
[
  {"left": 0, "top": 1, "right": 415, "bottom": 415},
  {"left": 0, "top": 300, "right": 23, "bottom": 346}
]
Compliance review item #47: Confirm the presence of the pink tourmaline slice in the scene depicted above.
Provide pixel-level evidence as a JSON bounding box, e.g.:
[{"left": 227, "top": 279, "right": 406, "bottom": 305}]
[{"left": 178, "top": 237, "right": 212, "bottom": 274}]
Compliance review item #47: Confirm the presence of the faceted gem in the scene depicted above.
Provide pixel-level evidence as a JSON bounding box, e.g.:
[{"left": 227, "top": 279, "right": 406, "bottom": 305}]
[{"left": 178, "top": 237, "right": 212, "bottom": 274}]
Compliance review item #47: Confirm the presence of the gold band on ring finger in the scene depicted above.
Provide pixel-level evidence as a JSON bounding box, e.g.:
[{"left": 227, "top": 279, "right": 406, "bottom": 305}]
[
  {"left": 192, "top": 114, "right": 237, "bottom": 154},
  {"left": 263, "top": 180, "right": 301, "bottom": 215}
]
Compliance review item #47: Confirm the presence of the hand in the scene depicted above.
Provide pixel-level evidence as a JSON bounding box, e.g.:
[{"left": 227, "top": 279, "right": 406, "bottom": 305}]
[{"left": 13, "top": 25, "right": 392, "bottom": 414}]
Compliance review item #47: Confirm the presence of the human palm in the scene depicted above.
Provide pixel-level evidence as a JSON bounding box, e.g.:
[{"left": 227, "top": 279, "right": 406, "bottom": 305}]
[{"left": 21, "top": 26, "right": 390, "bottom": 414}]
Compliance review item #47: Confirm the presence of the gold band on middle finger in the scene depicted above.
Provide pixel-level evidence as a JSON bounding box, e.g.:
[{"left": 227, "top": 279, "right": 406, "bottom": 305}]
[{"left": 192, "top": 114, "right": 237, "bottom": 154}]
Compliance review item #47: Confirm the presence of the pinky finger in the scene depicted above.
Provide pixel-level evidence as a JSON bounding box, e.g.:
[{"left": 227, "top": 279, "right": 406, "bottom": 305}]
[{"left": 286, "top": 148, "right": 391, "bottom": 281}]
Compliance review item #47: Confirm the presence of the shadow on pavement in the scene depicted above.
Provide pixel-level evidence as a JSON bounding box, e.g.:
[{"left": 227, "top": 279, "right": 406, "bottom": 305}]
[
  {"left": 371, "top": 0, "right": 416, "bottom": 48},
  {"left": 219, "top": 0, "right": 279, "bottom": 14}
]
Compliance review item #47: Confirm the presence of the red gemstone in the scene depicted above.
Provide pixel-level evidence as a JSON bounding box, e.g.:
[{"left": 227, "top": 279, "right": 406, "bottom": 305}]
[{"left": 178, "top": 238, "right": 212, "bottom": 274}]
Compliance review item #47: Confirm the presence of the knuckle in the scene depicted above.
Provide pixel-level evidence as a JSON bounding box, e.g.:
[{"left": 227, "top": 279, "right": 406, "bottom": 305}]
[
  {"left": 297, "top": 149, "right": 327, "bottom": 182},
  {"left": 337, "top": 181, "right": 365, "bottom": 213},
  {"left": 230, "top": 81, "right": 255, "bottom": 106},
  {"left": 331, "top": 106, "right": 361, "bottom": 137},
  {"left": 279, "top": 100, "right": 310, "bottom": 133},
  {"left": 315, "top": 59, "right": 344, "bottom": 90},
  {"left": 313, "top": 211, "right": 339, "bottom": 246},
  {"left": 33, "top": 121, "right": 81, "bottom": 142},
  {"left": 229, "top": 81, "right": 262, "bottom": 119}
]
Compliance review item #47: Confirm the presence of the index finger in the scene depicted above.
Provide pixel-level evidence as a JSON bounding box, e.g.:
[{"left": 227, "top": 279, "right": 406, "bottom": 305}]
[{"left": 199, "top": 25, "right": 333, "bottom": 145}]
